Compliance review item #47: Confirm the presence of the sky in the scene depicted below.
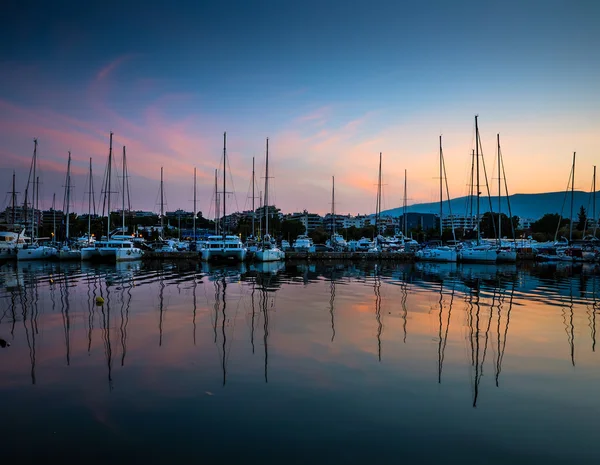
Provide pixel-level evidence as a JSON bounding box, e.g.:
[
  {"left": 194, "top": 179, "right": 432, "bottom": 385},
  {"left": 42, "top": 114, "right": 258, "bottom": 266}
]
[{"left": 1, "top": 0, "right": 599, "bottom": 217}]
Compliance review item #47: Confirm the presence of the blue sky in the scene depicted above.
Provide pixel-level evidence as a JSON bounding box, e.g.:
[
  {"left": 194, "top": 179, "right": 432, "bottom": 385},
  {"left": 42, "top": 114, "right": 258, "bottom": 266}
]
[{"left": 1, "top": 0, "right": 599, "bottom": 216}]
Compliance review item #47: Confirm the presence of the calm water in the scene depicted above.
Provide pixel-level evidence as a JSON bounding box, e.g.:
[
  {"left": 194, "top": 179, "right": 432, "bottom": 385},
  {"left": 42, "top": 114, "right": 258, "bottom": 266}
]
[{"left": 1, "top": 259, "right": 599, "bottom": 464}]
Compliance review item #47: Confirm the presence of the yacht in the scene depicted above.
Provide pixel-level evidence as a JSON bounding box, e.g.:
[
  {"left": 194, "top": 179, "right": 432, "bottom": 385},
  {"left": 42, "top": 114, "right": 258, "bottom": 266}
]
[
  {"left": 98, "top": 239, "right": 144, "bottom": 262},
  {"left": 0, "top": 228, "right": 29, "bottom": 260},
  {"left": 255, "top": 234, "right": 285, "bottom": 262},
  {"left": 326, "top": 233, "right": 347, "bottom": 250},
  {"left": 293, "top": 234, "right": 313, "bottom": 252},
  {"left": 415, "top": 242, "right": 457, "bottom": 262},
  {"left": 201, "top": 235, "right": 247, "bottom": 262},
  {"left": 17, "top": 243, "right": 58, "bottom": 261}
]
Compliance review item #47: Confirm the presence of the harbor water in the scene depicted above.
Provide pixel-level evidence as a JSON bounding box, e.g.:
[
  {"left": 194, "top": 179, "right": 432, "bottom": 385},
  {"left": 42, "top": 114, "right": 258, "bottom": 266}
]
[{"left": 1, "top": 260, "right": 599, "bottom": 464}]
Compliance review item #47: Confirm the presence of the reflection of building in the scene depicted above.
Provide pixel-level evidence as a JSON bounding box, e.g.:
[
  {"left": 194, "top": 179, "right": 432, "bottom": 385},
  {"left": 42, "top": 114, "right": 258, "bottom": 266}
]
[{"left": 287, "top": 211, "right": 323, "bottom": 232}]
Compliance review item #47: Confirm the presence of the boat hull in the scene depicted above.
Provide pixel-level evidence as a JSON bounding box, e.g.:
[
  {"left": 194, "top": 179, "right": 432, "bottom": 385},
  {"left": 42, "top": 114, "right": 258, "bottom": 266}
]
[
  {"left": 115, "top": 248, "right": 144, "bottom": 261},
  {"left": 459, "top": 248, "right": 498, "bottom": 263},
  {"left": 58, "top": 249, "right": 82, "bottom": 261},
  {"left": 255, "top": 248, "right": 285, "bottom": 262},
  {"left": 416, "top": 248, "right": 457, "bottom": 262},
  {"left": 201, "top": 248, "right": 247, "bottom": 262},
  {"left": 17, "top": 246, "right": 58, "bottom": 261}
]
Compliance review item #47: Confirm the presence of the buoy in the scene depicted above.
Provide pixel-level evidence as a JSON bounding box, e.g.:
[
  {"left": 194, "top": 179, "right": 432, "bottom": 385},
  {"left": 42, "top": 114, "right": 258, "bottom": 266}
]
[
  {"left": 49, "top": 278, "right": 54, "bottom": 284},
  {"left": 95, "top": 296, "right": 105, "bottom": 305}
]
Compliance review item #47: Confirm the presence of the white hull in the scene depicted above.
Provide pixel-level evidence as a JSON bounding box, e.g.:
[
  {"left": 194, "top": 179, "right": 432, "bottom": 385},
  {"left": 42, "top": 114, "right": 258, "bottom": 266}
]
[
  {"left": 416, "top": 247, "right": 457, "bottom": 262},
  {"left": 0, "top": 246, "right": 19, "bottom": 260},
  {"left": 201, "top": 248, "right": 247, "bottom": 262},
  {"left": 459, "top": 248, "right": 498, "bottom": 262},
  {"left": 17, "top": 246, "right": 58, "bottom": 261},
  {"left": 115, "top": 248, "right": 144, "bottom": 261},
  {"left": 255, "top": 247, "right": 285, "bottom": 262}
]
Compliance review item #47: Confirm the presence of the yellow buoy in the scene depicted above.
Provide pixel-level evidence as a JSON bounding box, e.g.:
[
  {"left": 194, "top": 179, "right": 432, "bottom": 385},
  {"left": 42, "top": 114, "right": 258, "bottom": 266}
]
[{"left": 95, "top": 296, "right": 105, "bottom": 305}]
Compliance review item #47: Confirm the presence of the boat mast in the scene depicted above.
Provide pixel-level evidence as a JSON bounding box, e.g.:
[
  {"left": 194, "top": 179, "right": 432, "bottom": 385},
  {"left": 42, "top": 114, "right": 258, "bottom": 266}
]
[
  {"left": 223, "top": 132, "right": 226, "bottom": 238},
  {"left": 332, "top": 175, "right": 335, "bottom": 236},
  {"left": 475, "top": 116, "right": 481, "bottom": 245},
  {"left": 439, "top": 136, "right": 443, "bottom": 237},
  {"left": 252, "top": 157, "right": 255, "bottom": 237},
  {"left": 594, "top": 165, "right": 597, "bottom": 237},
  {"left": 193, "top": 167, "right": 197, "bottom": 242},
  {"left": 88, "top": 158, "right": 93, "bottom": 242},
  {"left": 65, "top": 151, "right": 72, "bottom": 241},
  {"left": 375, "top": 152, "right": 382, "bottom": 238},
  {"left": 214, "top": 169, "right": 219, "bottom": 235},
  {"left": 403, "top": 169, "right": 407, "bottom": 237},
  {"left": 122, "top": 147, "right": 127, "bottom": 235},
  {"left": 569, "top": 151, "right": 576, "bottom": 242},
  {"left": 52, "top": 193, "right": 56, "bottom": 243},
  {"left": 440, "top": 138, "right": 456, "bottom": 242},
  {"left": 31, "top": 139, "right": 37, "bottom": 241},
  {"left": 107, "top": 132, "right": 113, "bottom": 237},
  {"left": 264, "top": 137, "right": 269, "bottom": 243},
  {"left": 497, "top": 134, "right": 501, "bottom": 246},
  {"left": 160, "top": 166, "right": 164, "bottom": 234}
]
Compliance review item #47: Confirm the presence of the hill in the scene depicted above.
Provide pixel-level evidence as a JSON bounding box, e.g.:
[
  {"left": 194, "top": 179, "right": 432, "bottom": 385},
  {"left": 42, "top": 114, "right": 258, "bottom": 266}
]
[{"left": 380, "top": 191, "right": 599, "bottom": 220}]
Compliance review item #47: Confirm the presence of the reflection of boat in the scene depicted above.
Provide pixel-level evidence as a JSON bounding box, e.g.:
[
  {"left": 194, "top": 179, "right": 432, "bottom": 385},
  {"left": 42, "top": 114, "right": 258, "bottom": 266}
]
[
  {"left": 201, "top": 261, "right": 248, "bottom": 278},
  {"left": 250, "top": 261, "right": 285, "bottom": 274}
]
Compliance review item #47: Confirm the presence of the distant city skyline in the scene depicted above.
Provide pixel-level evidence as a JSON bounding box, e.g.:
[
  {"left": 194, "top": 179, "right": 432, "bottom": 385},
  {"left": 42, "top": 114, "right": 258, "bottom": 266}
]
[{"left": 1, "top": 1, "right": 599, "bottom": 216}]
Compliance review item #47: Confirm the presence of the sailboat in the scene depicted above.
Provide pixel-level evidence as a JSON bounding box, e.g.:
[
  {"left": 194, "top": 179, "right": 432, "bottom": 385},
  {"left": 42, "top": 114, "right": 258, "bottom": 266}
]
[
  {"left": 0, "top": 172, "right": 30, "bottom": 260},
  {"left": 201, "top": 132, "right": 247, "bottom": 262},
  {"left": 97, "top": 145, "right": 144, "bottom": 262},
  {"left": 458, "top": 116, "right": 498, "bottom": 263},
  {"left": 244, "top": 157, "right": 260, "bottom": 253},
  {"left": 495, "top": 134, "right": 517, "bottom": 262},
  {"left": 17, "top": 139, "right": 58, "bottom": 261},
  {"left": 326, "top": 176, "right": 347, "bottom": 250},
  {"left": 255, "top": 138, "right": 285, "bottom": 262},
  {"left": 58, "top": 151, "right": 82, "bottom": 260},
  {"left": 416, "top": 135, "right": 458, "bottom": 262}
]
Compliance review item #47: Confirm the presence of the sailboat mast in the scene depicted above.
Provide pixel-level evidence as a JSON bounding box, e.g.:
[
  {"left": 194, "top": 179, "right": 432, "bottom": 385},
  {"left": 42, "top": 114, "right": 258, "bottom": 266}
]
[
  {"left": 122, "top": 147, "right": 126, "bottom": 234},
  {"left": 403, "top": 169, "right": 407, "bottom": 237},
  {"left": 497, "top": 134, "right": 501, "bottom": 245},
  {"left": 594, "top": 165, "right": 597, "bottom": 237},
  {"left": 252, "top": 157, "right": 255, "bottom": 237},
  {"left": 107, "top": 132, "right": 113, "bottom": 237},
  {"left": 569, "top": 152, "right": 576, "bottom": 242},
  {"left": 264, "top": 138, "right": 269, "bottom": 240},
  {"left": 376, "top": 152, "right": 382, "bottom": 237},
  {"left": 475, "top": 116, "right": 481, "bottom": 245},
  {"left": 52, "top": 193, "right": 56, "bottom": 243},
  {"left": 10, "top": 171, "right": 17, "bottom": 225},
  {"left": 214, "top": 169, "right": 219, "bottom": 235},
  {"left": 65, "top": 151, "right": 71, "bottom": 240},
  {"left": 332, "top": 175, "right": 335, "bottom": 236},
  {"left": 160, "top": 166, "right": 164, "bottom": 233},
  {"left": 439, "top": 135, "right": 443, "bottom": 236},
  {"left": 88, "top": 158, "right": 92, "bottom": 242},
  {"left": 223, "top": 132, "right": 226, "bottom": 238},
  {"left": 193, "top": 167, "right": 197, "bottom": 242},
  {"left": 31, "top": 139, "right": 37, "bottom": 241}
]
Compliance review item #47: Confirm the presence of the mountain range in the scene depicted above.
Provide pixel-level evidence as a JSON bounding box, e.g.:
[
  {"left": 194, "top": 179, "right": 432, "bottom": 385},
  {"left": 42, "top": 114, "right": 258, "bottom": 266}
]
[{"left": 380, "top": 191, "right": 599, "bottom": 220}]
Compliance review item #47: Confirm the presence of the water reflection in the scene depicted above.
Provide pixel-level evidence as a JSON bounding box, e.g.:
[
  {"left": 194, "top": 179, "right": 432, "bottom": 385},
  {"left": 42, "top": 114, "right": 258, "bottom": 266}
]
[{"left": 1, "top": 260, "right": 599, "bottom": 400}]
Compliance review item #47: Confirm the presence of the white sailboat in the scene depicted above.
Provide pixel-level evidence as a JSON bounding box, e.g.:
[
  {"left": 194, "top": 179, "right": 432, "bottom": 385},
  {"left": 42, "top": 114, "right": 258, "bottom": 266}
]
[
  {"left": 97, "top": 145, "right": 144, "bottom": 262},
  {"left": 495, "top": 134, "right": 517, "bottom": 262},
  {"left": 17, "top": 139, "right": 58, "bottom": 261},
  {"left": 326, "top": 176, "right": 347, "bottom": 250},
  {"left": 58, "top": 151, "right": 82, "bottom": 260},
  {"left": 459, "top": 116, "right": 497, "bottom": 263},
  {"left": 255, "top": 138, "right": 285, "bottom": 262},
  {"left": 416, "top": 135, "right": 457, "bottom": 262},
  {"left": 0, "top": 172, "right": 30, "bottom": 260},
  {"left": 201, "top": 132, "right": 247, "bottom": 262}
]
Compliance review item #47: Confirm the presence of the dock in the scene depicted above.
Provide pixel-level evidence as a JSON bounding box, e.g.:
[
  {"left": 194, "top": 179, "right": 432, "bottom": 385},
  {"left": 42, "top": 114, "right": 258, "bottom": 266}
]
[{"left": 142, "top": 250, "right": 416, "bottom": 261}]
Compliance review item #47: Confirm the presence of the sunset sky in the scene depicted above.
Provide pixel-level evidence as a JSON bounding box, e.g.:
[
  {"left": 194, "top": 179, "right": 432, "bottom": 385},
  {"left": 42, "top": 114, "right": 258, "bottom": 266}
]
[{"left": 1, "top": 0, "right": 599, "bottom": 217}]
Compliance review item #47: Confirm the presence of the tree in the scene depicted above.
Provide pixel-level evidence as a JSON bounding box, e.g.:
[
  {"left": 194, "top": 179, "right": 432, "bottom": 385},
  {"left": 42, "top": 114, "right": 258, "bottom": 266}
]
[
  {"left": 577, "top": 205, "right": 587, "bottom": 231},
  {"left": 281, "top": 220, "right": 305, "bottom": 242},
  {"left": 531, "top": 213, "right": 568, "bottom": 238}
]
